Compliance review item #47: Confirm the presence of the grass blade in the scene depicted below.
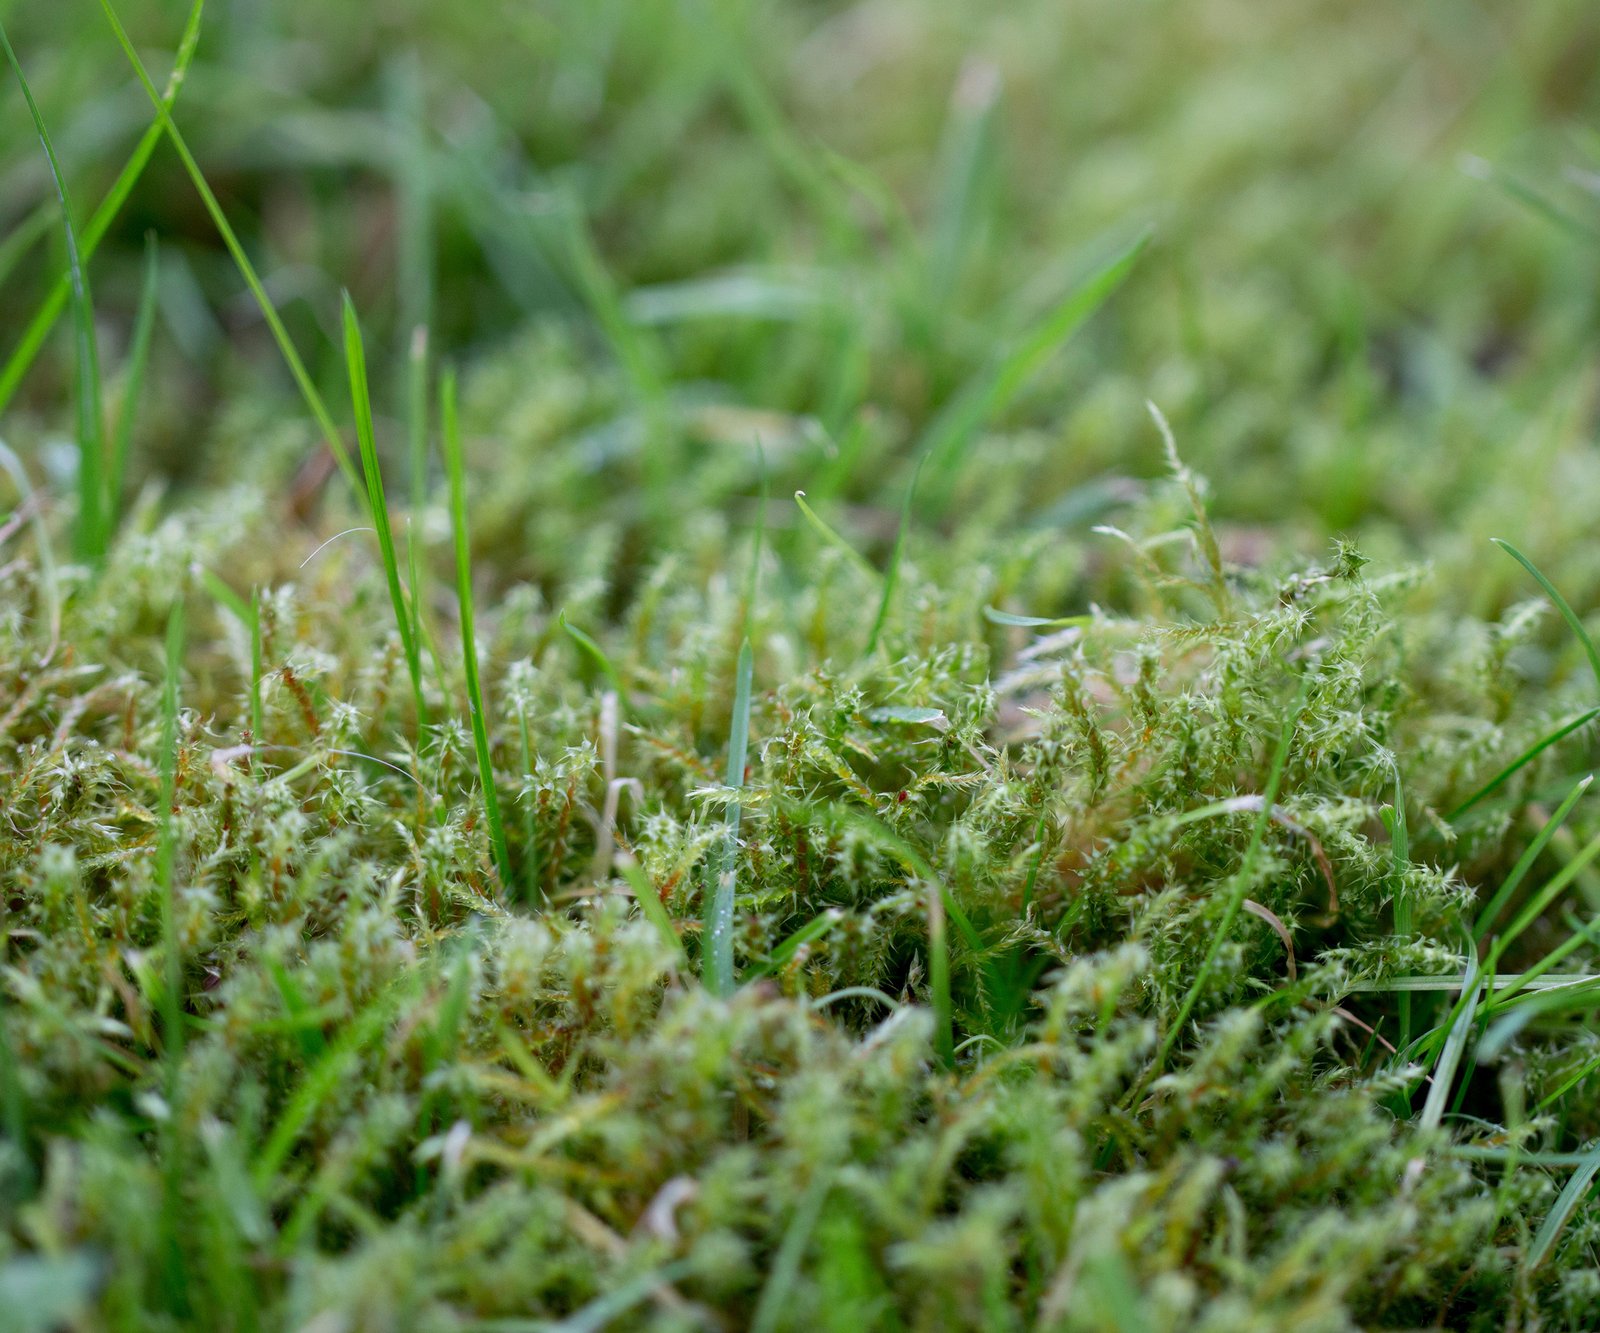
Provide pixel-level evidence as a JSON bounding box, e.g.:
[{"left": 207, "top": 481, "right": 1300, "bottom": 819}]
[
  {"left": 0, "top": 0, "right": 202, "bottom": 422},
  {"left": 1381, "top": 771, "right": 1413, "bottom": 1046},
  {"left": 442, "top": 367, "right": 513, "bottom": 890},
  {"left": 344, "top": 295, "right": 427, "bottom": 727},
  {"left": 1493, "top": 538, "right": 1600, "bottom": 692},
  {"left": 559, "top": 611, "right": 628, "bottom": 701},
  {"left": 1449, "top": 708, "right": 1600, "bottom": 822},
  {"left": 918, "top": 228, "right": 1149, "bottom": 511},
  {"left": 865, "top": 453, "right": 927, "bottom": 656},
  {"left": 703, "top": 638, "right": 753, "bottom": 997},
  {"left": 983, "top": 607, "right": 1091, "bottom": 629},
  {"left": 1473, "top": 775, "right": 1591, "bottom": 941},
  {"left": 1418, "top": 951, "right": 1481, "bottom": 1133},
  {"left": 1527, "top": 1141, "right": 1600, "bottom": 1270},
  {"left": 793, "top": 489, "right": 879, "bottom": 583},
  {"left": 0, "top": 19, "right": 107, "bottom": 564},
  {"left": 107, "top": 233, "right": 161, "bottom": 529},
  {"left": 99, "top": 0, "right": 359, "bottom": 494},
  {"left": 616, "top": 854, "right": 683, "bottom": 962}
]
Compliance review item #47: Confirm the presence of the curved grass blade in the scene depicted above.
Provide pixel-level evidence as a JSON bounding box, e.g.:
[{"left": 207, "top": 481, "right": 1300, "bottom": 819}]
[
  {"left": 98, "top": 0, "right": 359, "bottom": 495},
  {"left": 0, "top": 19, "right": 107, "bottom": 564},
  {"left": 344, "top": 295, "right": 427, "bottom": 728},
  {"left": 742, "top": 910, "right": 842, "bottom": 985},
  {"left": 793, "top": 490, "right": 878, "bottom": 583},
  {"left": 1493, "top": 538, "right": 1600, "bottom": 692},
  {"left": 0, "top": 0, "right": 202, "bottom": 423},
  {"left": 442, "top": 367, "right": 512, "bottom": 889}
]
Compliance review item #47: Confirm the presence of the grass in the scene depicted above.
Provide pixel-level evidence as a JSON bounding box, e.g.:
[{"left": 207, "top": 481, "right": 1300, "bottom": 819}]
[{"left": 2, "top": 0, "right": 1600, "bottom": 1328}]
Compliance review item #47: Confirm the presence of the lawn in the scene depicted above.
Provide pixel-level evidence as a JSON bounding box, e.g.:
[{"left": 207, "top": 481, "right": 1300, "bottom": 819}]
[{"left": 2, "top": 0, "right": 1600, "bottom": 1328}]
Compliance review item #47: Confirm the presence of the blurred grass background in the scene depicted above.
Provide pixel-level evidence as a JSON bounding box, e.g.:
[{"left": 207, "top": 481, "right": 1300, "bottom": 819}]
[{"left": 2, "top": 0, "right": 1599, "bottom": 578}]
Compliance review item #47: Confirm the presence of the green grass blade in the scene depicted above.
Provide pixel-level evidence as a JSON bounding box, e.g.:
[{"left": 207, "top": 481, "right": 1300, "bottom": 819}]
[
  {"left": 251, "top": 973, "right": 419, "bottom": 1190},
  {"left": 1493, "top": 538, "right": 1600, "bottom": 693},
  {"left": 749, "top": 1172, "right": 831, "bottom": 1333},
  {"left": 793, "top": 489, "right": 879, "bottom": 582},
  {"left": 1448, "top": 709, "right": 1600, "bottom": 822},
  {"left": 558, "top": 611, "right": 627, "bottom": 701},
  {"left": 1473, "top": 775, "right": 1591, "bottom": 941},
  {"left": 742, "top": 910, "right": 843, "bottom": 985},
  {"left": 1493, "top": 825, "right": 1600, "bottom": 960},
  {"left": 0, "top": 19, "right": 108, "bottom": 565},
  {"left": 865, "top": 453, "right": 927, "bottom": 657},
  {"left": 1526, "top": 1140, "right": 1600, "bottom": 1270},
  {"left": 0, "top": 0, "right": 202, "bottom": 423},
  {"left": 107, "top": 233, "right": 161, "bottom": 534},
  {"left": 1419, "top": 951, "right": 1481, "bottom": 1133},
  {"left": 442, "top": 367, "right": 513, "bottom": 890},
  {"left": 703, "top": 637, "right": 753, "bottom": 997},
  {"left": 407, "top": 325, "right": 429, "bottom": 514},
  {"left": 1381, "top": 770, "right": 1413, "bottom": 1046},
  {"left": 344, "top": 294, "right": 427, "bottom": 728},
  {"left": 616, "top": 854, "right": 683, "bottom": 962},
  {"left": 983, "top": 608, "right": 1092, "bottom": 629},
  {"left": 918, "top": 228, "right": 1149, "bottom": 511},
  {"left": 98, "top": 0, "right": 360, "bottom": 495}
]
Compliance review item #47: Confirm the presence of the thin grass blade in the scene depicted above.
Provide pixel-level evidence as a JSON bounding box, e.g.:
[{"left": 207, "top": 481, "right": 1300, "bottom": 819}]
[
  {"left": 0, "top": 20, "right": 107, "bottom": 563},
  {"left": 99, "top": 0, "right": 359, "bottom": 494},
  {"left": 0, "top": 0, "right": 202, "bottom": 422},
  {"left": 442, "top": 367, "right": 512, "bottom": 889},
  {"left": 1526, "top": 1140, "right": 1600, "bottom": 1269},
  {"left": 344, "top": 295, "right": 427, "bottom": 726},
  {"left": 704, "top": 637, "right": 753, "bottom": 997}
]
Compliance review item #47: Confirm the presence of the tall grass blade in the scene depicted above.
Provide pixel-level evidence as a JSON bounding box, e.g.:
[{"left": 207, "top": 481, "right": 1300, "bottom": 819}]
[
  {"left": 0, "top": 0, "right": 202, "bottom": 422},
  {"left": 1382, "top": 771, "right": 1413, "bottom": 1045},
  {"left": 99, "top": 0, "right": 360, "bottom": 494},
  {"left": 1419, "top": 951, "right": 1481, "bottom": 1133},
  {"left": 0, "top": 20, "right": 108, "bottom": 564},
  {"left": 344, "top": 295, "right": 427, "bottom": 727},
  {"left": 703, "top": 637, "right": 753, "bottom": 997},
  {"left": 442, "top": 367, "right": 513, "bottom": 890}
]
